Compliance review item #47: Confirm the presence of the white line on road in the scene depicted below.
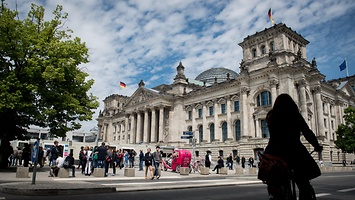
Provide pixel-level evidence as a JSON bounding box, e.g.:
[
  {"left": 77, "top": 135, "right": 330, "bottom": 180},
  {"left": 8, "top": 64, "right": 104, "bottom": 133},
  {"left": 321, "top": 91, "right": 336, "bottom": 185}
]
[
  {"left": 338, "top": 187, "right": 355, "bottom": 192},
  {"left": 104, "top": 180, "right": 261, "bottom": 186},
  {"left": 0, "top": 197, "right": 5, "bottom": 200},
  {"left": 316, "top": 193, "right": 331, "bottom": 197}
]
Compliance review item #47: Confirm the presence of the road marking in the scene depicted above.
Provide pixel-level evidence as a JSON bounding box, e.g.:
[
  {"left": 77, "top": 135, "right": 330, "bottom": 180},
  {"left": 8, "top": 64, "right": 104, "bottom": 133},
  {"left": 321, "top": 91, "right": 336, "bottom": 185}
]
[
  {"left": 338, "top": 187, "right": 355, "bottom": 192},
  {"left": 316, "top": 193, "right": 331, "bottom": 197},
  {"left": 0, "top": 197, "right": 5, "bottom": 200},
  {"left": 104, "top": 180, "right": 261, "bottom": 186}
]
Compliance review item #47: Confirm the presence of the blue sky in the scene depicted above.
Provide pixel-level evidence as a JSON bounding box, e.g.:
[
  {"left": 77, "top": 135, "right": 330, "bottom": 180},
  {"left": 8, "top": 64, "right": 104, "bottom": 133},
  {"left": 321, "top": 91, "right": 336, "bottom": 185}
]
[{"left": 8, "top": 0, "right": 355, "bottom": 132}]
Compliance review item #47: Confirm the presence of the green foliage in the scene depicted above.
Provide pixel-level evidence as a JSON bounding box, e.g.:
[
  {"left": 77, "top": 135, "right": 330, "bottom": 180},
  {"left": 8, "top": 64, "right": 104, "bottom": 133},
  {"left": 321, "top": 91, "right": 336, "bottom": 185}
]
[
  {"left": 0, "top": 1, "right": 99, "bottom": 140},
  {"left": 335, "top": 107, "right": 355, "bottom": 153}
]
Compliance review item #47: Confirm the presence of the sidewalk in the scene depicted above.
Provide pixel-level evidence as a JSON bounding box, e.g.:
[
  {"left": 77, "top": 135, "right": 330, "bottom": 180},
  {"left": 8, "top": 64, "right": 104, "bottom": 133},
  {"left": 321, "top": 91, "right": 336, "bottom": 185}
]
[{"left": 0, "top": 166, "right": 260, "bottom": 196}]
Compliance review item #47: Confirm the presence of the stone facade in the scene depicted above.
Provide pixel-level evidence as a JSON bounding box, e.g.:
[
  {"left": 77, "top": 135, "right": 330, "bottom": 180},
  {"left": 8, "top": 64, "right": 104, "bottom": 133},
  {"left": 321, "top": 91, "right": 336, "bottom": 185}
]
[{"left": 97, "top": 24, "right": 355, "bottom": 163}]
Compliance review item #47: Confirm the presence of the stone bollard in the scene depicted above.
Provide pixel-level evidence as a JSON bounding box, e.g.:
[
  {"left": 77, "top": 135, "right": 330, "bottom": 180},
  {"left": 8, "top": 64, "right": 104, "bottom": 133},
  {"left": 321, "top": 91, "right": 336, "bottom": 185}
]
[
  {"left": 124, "top": 168, "right": 135, "bottom": 177},
  {"left": 58, "top": 168, "right": 70, "bottom": 178},
  {"left": 93, "top": 168, "right": 105, "bottom": 177},
  {"left": 180, "top": 167, "right": 190, "bottom": 175},
  {"left": 16, "top": 167, "right": 29, "bottom": 178},
  {"left": 200, "top": 167, "right": 210, "bottom": 175},
  {"left": 235, "top": 166, "right": 244, "bottom": 175},
  {"left": 219, "top": 167, "right": 228, "bottom": 175},
  {"left": 248, "top": 167, "right": 257, "bottom": 175}
]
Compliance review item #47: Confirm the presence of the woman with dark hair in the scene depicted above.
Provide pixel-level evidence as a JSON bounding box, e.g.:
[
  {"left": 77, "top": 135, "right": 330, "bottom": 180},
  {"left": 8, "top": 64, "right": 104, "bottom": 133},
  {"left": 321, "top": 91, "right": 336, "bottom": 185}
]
[{"left": 264, "top": 93, "right": 323, "bottom": 200}]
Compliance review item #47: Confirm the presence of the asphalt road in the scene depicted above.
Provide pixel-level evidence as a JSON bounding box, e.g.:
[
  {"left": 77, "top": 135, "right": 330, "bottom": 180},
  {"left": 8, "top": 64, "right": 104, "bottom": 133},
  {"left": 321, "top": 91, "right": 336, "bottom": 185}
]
[{"left": 1, "top": 172, "right": 354, "bottom": 200}]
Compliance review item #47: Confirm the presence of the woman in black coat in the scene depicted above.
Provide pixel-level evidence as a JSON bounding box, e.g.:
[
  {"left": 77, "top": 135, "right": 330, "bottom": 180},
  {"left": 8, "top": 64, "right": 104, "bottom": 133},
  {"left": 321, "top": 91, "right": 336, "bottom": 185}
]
[{"left": 264, "top": 93, "right": 322, "bottom": 199}]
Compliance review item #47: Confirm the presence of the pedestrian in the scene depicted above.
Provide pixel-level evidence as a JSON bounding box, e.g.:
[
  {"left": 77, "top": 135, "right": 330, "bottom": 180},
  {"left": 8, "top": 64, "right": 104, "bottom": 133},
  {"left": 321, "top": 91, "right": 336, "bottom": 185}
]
[
  {"left": 129, "top": 149, "right": 136, "bottom": 168},
  {"left": 205, "top": 150, "right": 212, "bottom": 168},
  {"left": 227, "top": 153, "right": 233, "bottom": 170},
  {"left": 84, "top": 146, "right": 93, "bottom": 176},
  {"left": 12, "top": 147, "right": 19, "bottom": 166},
  {"left": 117, "top": 149, "right": 123, "bottom": 169},
  {"left": 248, "top": 157, "right": 254, "bottom": 167},
  {"left": 17, "top": 147, "right": 23, "bottom": 166},
  {"left": 124, "top": 150, "right": 129, "bottom": 167},
  {"left": 97, "top": 142, "right": 107, "bottom": 169},
  {"left": 22, "top": 143, "right": 31, "bottom": 167},
  {"left": 105, "top": 145, "right": 112, "bottom": 176},
  {"left": 212, "top": 156, "right": 224, "bottom": 174},
  {"left": 50, "top": 141, "right": 60, "bottom": 167},
  {"left": 77, "top": 146, "right": 84, "bottom": 169},
  {"left": 111, "top": 149, "right": 117, "bottom": 175},
  {"left": 38, "top": 146, "right": 44, "bottom": 168},
  {"left": 139, "top": 150, "right": 144, "bottom": 171},
  {"left": 264, "top": 93, "right": 323, "bottom": 199},
  {"left": 152, "top": 146, "right": 162, "bottom": 180},
  {"left": 144, "top": 148, "right": 154, "bottom": 179},
  {"left": 49, "top": 154, "right": 64, "bottom": 177},
  {"left": 64, "top": 153, "right": 75, "bottom": 177},
  {"left": 241, "top": 156, "right": 246, "bottom": 168}
]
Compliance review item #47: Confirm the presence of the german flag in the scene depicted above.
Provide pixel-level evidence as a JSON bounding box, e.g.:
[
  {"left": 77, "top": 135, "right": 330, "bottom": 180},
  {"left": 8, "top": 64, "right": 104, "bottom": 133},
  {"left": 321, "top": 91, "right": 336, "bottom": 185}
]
[
  {"left": 120, "top": 81, "right": 126, "bottom": 89},
  {"left": 268, "top": 8, "right": 275, "bottom": 25}
]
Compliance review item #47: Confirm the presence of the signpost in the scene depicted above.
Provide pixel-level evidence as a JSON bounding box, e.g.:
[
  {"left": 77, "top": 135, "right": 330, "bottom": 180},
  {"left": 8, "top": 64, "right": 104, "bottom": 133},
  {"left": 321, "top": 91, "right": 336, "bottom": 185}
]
[{"left": 31, "top": 138, "right": 40, "bottom": 185}]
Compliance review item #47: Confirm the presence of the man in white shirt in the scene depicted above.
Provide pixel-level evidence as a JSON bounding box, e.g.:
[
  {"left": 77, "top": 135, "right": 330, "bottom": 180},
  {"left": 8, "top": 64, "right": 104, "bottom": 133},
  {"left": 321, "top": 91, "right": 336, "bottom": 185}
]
[{"left": 49, "top": 154, "right": 64, "bottom": 177}]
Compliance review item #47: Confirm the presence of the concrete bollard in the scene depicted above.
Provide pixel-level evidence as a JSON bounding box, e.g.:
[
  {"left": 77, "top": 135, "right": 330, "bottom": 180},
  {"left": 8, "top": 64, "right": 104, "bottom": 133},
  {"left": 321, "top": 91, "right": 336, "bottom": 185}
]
[
  {"left": 58, "top": 168, "right": 70, "bottom": 178},
  {"left": 248, "top": 167, "right": 257, "bottom": 175},
  {"left": 180, "top": 167, "right": 190, "bottom": 175},
  {"left": 219, "top": 167, "right": 228, "bottom": 175},
  {"left": 93, "top": 168, "right": 105, "bottom": 177},
  {"left": 200, "top": 167, "right": 210, "bottom": 175},
  {"left": 16, "top": 167, "right": 29, "bottom": 178},
  {"left": 235, "top": 166, "right": 244, "bottom": 175},
  {"left": 124, "top": 168, "right": 135, "bottom": 177}
]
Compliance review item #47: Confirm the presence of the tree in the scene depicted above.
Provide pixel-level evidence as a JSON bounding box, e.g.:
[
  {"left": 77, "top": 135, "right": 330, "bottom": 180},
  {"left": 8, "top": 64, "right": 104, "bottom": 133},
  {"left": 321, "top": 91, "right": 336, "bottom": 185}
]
[
  {"left": 0, "top": 1, "right": 99, "bottom": 168},
  {"left": 335, "top": 107, "right": 355, "bottom": 154}
]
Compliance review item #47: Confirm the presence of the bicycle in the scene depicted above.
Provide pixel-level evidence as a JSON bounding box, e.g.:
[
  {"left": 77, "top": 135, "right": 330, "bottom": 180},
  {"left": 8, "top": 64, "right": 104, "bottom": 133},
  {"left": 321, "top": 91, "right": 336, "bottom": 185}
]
[
  {"left": 258, "top": 151, "right": 317, "bottom": 200},
  {"left": 189, "top": 160, "right": 204, "bottom": 174}
]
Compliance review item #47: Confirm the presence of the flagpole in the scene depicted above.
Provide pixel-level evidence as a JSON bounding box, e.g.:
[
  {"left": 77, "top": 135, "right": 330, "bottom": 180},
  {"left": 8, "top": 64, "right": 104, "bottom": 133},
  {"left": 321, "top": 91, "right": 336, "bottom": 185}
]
[{"left": 345, "top": 58, "right": 349, "bottom": 77}]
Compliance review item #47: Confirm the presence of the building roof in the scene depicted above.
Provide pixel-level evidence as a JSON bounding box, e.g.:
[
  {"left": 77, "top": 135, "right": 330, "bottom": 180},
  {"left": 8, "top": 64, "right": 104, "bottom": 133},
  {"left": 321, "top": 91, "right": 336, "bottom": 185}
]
[{"left": 195, "top": 67, "right": 238, "bottom": 85}]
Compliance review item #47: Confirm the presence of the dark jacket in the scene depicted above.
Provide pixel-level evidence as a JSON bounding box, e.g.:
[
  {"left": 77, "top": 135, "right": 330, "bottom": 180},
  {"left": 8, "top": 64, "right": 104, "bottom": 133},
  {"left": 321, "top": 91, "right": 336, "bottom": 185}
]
[
  {"left": 144, "top": 152, "right": 153, "bottom": 166},
  {"left": 50, "top": 146, "right": 59, "bottom": 160},
  {"left": 265, "top": 109, "right": 321, "bottom": 180},
  {"left": 217, "top": 158, "right": 224, "bottom": 168},
  {"left": 97, "top": 145, "right": 107, "bottom": 161}
]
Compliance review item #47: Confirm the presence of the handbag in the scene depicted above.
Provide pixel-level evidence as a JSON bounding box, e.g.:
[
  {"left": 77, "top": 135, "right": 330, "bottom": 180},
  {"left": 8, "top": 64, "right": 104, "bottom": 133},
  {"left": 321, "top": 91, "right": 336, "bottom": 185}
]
[
  {"left": 63, "top": 160, "right": 70, "bottom": 169},
  {"left": 257, "top": 152, "right": 289, "bottom": 184}
]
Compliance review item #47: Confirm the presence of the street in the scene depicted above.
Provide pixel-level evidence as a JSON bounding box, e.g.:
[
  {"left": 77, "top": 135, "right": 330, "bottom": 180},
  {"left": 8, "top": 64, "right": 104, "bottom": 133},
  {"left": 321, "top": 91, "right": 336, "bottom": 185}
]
[{"left": 0, "top": 172, "right": 354, "bottom": 200}]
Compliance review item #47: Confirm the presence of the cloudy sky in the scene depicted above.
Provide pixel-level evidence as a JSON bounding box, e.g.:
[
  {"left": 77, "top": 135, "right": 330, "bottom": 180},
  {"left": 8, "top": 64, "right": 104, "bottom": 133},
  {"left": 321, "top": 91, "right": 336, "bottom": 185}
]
[{"left": 7, "top": 0, "right": 355, "bottom": 132}]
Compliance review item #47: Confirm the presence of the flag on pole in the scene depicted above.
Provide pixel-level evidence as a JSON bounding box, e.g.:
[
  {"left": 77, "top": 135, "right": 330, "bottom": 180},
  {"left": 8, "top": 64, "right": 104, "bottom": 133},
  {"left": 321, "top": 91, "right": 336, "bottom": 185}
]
[
  {"left": 119, "top": 81, "right": 126, "bottom": 89},
  {"left": 339, "top": 60, "right": 347, "bottom": 71},
  {"left": 268, "top": 8, "right": 275, "bottom": 25}
]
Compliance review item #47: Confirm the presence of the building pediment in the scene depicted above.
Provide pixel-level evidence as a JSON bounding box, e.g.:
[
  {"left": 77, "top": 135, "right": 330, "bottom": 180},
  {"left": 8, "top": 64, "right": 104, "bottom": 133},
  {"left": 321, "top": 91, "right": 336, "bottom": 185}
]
[
  {"left": 125, "top": 88, "right": 161, "bottom": 107},
  {"left": 338, "top": 81, "right": 355, "bottom": 96}
]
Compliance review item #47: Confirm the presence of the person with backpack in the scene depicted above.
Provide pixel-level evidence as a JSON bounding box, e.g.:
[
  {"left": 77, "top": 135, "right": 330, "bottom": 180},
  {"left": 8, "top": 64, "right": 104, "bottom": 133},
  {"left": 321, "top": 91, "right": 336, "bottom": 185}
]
[
  {"left": 64, "top": 153, "right": 75, "bottom": 177},
  {"left": 77, "top": 146, "right": 84, "bottom": 169}
]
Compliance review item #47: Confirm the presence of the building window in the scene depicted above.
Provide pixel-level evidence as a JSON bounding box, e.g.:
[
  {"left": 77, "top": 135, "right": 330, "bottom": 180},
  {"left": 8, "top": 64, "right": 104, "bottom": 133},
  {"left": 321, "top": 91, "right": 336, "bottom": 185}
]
[
  {"left": 210, "top": 123, "right": 215, "bottom": 143},
  {"left": 331, "top": 120, "right": 334, "bottom": 129},
  {"left": 252, "top": 48, "right": 257, "bottom": 57},
  {"left": 188, "top": 111, "right": 192, "bottom": 120},
  {"left": 261, "top": 120, "right": 269, "bottom": 138},
  {"left": 234, "top": 101, "right": 240, "bottom": 112},
  {"left": 209, "top": 106, "right": 214, "bottom": 116},
  {"left": 330, "top": 105, "right": 333, "bottom": 115},
  {"left": 256, "top": 91, "right": 272, "bottom": 107},
  {"left": 222, "top": 122, "right": 227, "bottom": 142},
  {"left": 324, "top": 118, "right": 327, "bottom": 128},
  {"left": 235, "top": 120, "right": 241, "bottom": 141},
  {"left": 221, "top": 104, "right": 226, "bottom": 114},
  {"left": 270, "top": 41, "right": 274, "bottom": 51},
  {"left": 261, "top": 45, "right": 266, "bottom": 54},
  {"left": 198, "top": 108, "right": 202, "bottom": 118},
  {"left": 199, "top": 125, "right": 203, "bottom": 143}
]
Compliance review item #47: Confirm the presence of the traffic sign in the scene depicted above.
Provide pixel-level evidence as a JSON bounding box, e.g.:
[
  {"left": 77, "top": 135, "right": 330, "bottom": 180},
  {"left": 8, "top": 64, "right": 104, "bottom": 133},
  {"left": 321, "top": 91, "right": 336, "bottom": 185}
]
[
  {"left": 181, "top": 135, "right": 193, "bottom": 139},
  {"left": 31, "top": 140, "right": 39, "bottom": 163},
  {"left": 183, "top": 131, "right": 193, "bottom": 135}
]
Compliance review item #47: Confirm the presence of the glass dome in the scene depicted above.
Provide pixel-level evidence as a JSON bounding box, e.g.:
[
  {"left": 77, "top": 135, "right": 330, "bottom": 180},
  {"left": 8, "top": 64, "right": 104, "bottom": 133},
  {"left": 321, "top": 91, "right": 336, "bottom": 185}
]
[{"left": 195, "top": 67, "right": 238, "bottom": 85}]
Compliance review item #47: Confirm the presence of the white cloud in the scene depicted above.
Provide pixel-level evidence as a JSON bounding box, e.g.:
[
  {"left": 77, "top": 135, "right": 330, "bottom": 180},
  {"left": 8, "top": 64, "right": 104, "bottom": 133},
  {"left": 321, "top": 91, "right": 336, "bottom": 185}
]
[{"left": 6, "top": 0, "right": 355, "bottom": 132}]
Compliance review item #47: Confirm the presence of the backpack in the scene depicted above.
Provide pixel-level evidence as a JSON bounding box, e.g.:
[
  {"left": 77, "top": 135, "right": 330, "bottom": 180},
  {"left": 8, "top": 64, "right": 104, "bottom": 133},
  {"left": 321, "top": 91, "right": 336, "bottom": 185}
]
[
  {"left": 205, "top": 154, "right": 210, "bottom": 162},
  {"left": 257, "top": 152, "right": 289, "bottom": 185},
  {"left": 63, "top": 157, "right": 71, "bottom": 169}
]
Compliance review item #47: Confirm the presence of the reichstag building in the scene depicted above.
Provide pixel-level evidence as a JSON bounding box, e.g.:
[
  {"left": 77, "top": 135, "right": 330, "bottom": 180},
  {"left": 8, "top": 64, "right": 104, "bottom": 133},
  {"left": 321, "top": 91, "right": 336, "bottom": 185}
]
[{"left": 97, "top": 23, "right": 355, "bottom": 163}]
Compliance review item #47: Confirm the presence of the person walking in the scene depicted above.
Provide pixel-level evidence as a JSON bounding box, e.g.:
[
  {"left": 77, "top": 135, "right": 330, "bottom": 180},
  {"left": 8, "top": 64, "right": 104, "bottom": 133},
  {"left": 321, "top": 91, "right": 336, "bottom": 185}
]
[
  {"left": 248, "top": 157, "right": 254, "bottom": 167},
  {"left": 22, "top": 143, "right": 31, "bottom": 167},
  {"left": 139, "top": 150, "right": 144, "bottom": 171},
  {"left": 97, "top": 142, "right": 107, "bottom": 169},
  {"left": 111, "top": 149, "right": 117, "bottom": 175},
  {"left": 227, "top": 153, "right": 233, "bottom": 170},
  {"left": 144, "top": 148, "right": 154, "bottom": 179},
  {"left": 241, "top": 156, "right": 246, "bottom": 169},
  {"left": 264, "top": 93, "right": 323, "bottom": 200},
  {"left": 124, "top": 150, "right": 129, "bottom": 167},
  {"left": 84, "top": 146, "right": 93, "bottom": 176},
  {"left": 152, "top": 146, "right": 162, "bottom": 180},
  {"left": 77, "top": 146, "right": 84, "bottom": 169},
  {"left": 117, "top": 149, "right": 123, "bottom": 169},
  {"left": 50, "top": 141, "right": 60, "bottom": 167}
]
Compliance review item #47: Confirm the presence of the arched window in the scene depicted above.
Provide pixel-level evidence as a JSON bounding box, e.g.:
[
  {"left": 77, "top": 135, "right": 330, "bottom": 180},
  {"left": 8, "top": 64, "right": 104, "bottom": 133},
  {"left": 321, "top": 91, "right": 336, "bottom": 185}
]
[
  {"left": 210, "top": 123, "right": 215, "bottom": 143},
  {"left": 270, "top": 41, "right": 274, "bottom": 51},
  {"left": 222, "top": 122, "right": 228, "bottom": 142},
  {"left": 261, "top": 45, "right": 266, "bottom": 54},
  {"left": 252, "top": 48, "right": 257, "bottom": 58},
  {"left": 199, "top": 125, "right": 203, "bottom": 143},
  {"left": 256, "top": 91, "right": 272, "bottom": 107},
  {"left": 235, "top": 120, "right": 241, "bottom": 141}
]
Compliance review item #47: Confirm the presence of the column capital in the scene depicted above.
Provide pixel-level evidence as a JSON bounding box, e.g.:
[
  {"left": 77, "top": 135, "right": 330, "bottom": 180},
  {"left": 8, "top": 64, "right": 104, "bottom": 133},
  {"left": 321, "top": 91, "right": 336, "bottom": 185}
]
[
  {"left": 269, "top": 79, "right": 279, "bottom": 87},
  {"left": 312, "top": 85, "right": 322, "bottom": 94},
  {"left": 296, "top": 78, "right": 307, "bottom": 87},
  {"left": 241, "top": 87, "right": 249, "bottom": 95}
]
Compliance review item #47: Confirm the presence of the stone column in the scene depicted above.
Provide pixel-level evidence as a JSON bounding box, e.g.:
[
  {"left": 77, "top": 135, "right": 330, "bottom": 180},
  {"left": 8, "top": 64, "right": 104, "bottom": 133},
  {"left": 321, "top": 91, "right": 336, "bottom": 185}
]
[
  {"left": 226, "top": 96, "right": 233, "bottom": 140},
  {"left": 151, "top": 108, "right": 157, "bottom": 143},
  {"left": 130, "top": 113, "right": 136, "bottom": 144},
  {"left": 158, "top": 106, "right": 164, "bottom": 142},
  {"left": 269, "top": 79, "right": 278, "bottom": 105},
  {"left": 213, "top": 99, "right": 220, "bottom": 141},
  {"left": 314, "top": 86, "right": 325, "bottom": 139},
  {"left": 136, "top": 112, "right": 142, "bottom": 143},
  {"left": 202, "top": 102, "right": 208, "bottom": 142},
  {"left": 255, "top": 117, "right": 260, "bottom": 138},
  {"left": 192, "top": 104, "right": 197, "bottom": 142},
  {"left": 241, "top": 87, "right": 249, "bottom": 139},
  {"left": 125, "top": 115, "right": 129, "bottom": 144},
  {"left": 298, "top": 79, "right": 307, "bottom": 120},
  {"left": 143, "top": 109, "right": 149, "bottom": 143}
]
